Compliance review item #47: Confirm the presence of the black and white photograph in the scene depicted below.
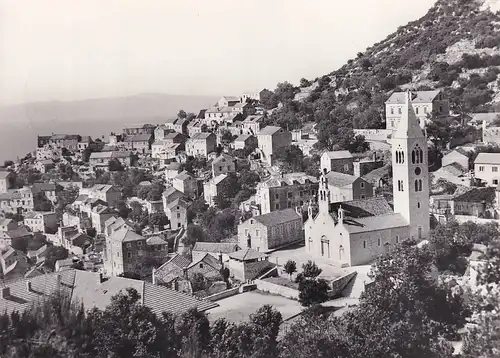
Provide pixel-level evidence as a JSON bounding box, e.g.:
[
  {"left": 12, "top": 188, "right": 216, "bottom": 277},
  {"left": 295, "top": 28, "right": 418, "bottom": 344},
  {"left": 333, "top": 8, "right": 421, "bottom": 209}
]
[{"left": 0, "top": 0, "right": 499, "bottom": 356}]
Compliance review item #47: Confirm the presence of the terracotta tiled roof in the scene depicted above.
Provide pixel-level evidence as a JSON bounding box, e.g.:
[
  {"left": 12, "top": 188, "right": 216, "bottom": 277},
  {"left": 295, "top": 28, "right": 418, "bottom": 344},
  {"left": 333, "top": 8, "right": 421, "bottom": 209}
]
[
  {"left": 0, "top": 270, "right": 76, "bottom": 315},
  {"left": 192, "top": 242, "right": 239, "bottom": 254},
  {"left": 258, "top": 126, "right": 284, "bottom": 135},
  {"left": 342, "top": 213, "right": 408, "bottom": 233},
  {"left": 229, "top": 248, "right": 267, "bottom": 261},
  {"left": 385, "top": 90, "right": 441, "bottom": 104},
  {"left": 330, "top": 197, "right": 393, "bottom": 218},
  {"left": 325, "top": 171, "right": 359, "bottom": 187},
  {"left": 475, "top": 152, "right": 500, "bottom": 165},
  {"left": 253, "top": 208, "right": 301, "bottom": 227},
  {"left": 323, "top": 150, "right": 353, "bottom": 160}
]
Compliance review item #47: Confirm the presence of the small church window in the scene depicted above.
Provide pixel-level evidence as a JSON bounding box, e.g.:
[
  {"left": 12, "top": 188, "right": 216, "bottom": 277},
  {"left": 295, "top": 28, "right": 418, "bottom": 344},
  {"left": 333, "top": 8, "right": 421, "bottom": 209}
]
[
  {"left": 377, "top": 238, "right": 381, "bottom": 246},
  {"left": 396, "top": 235, "right": 399, "bottom": 243},
  {"left": 417, "top": 202, "right": 421, "bottom": 208},
  {"left": 363, "top": 240, "right": 366, "bottom": 249}
]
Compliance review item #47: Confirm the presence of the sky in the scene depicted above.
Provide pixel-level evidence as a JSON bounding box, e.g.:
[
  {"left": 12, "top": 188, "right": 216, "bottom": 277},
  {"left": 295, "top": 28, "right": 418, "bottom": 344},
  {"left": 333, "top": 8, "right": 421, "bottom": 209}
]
[{"left": 0, "top": 0, "right": 437, "bottom": 105}]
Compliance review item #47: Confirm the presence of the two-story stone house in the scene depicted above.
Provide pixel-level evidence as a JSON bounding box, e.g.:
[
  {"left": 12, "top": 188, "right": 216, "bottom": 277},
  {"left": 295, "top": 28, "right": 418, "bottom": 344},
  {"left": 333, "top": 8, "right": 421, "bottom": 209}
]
[
  {"left": 242, "top": 115, "right": 264, "bottom": 135},
  {"left": 89, "top": 151, "right": 132, "bottom": 170},
  {"left": 103, "top": 227, "right": 147, "bottom": 277},
  {"left": 257, "top": 126, "right": 292, "bottom": 165},
  {"left": 124, "top": 134, "right": 153, "bottom": 154},
  {"left": 238, "top": 208, "right": 302, "bottom": 252},
  {"left": 211, "top": 154, "right": 236, "bottom": 177},
  {"left": 23, "top": 211, "right": 57, "bottom": 233},
  {"left": 320, "top": 151, "right": 354, "bottom": 175},
  {"left": 324, "top": 171, "right": 374, "bottom": 203},
  {"left": 385, "top": 90, "right": 449, "bottom": 130},
  {"left": 0, "top": 171, "right": 13, "bottom": 194},
  {"left": 166, "top": 197, "right": 191, "bottom": 229},
  {"left": 474, "top": 153, "right": 500, "bottom": 186},
  {"left": 257, "top": 173, "right": 318, "bottom": 214},
  {"left": 88, "top": 184, "right": 121, "bottom": 208},
  {"left": 203, "top": 174, "right": 228, "bottom": 207},
  {"left": 172, "top": 171, "right": 199, "bottom": 198},
  {"left": 186, "top": 133, "right": 217, "bottom": 158}
]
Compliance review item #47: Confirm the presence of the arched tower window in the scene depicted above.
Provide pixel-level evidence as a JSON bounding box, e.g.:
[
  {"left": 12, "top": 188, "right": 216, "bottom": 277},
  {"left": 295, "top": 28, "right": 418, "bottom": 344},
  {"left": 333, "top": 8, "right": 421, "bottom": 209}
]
[
  {"left": 412, "top": 145, "right": 423, "bottom": 164},
  {"left": 395, "top": 146, "right": 404, "bottom": 164},
  {"left": 414, "top": 179, "right": 423, "bottom": 192}
]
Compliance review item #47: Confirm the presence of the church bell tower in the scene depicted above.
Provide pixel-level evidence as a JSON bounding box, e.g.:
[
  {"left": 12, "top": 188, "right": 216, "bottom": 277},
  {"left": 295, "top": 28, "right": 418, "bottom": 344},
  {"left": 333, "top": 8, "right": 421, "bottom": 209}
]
[{"left": 391, "top": 91, "right": 430, "bottom": 240}]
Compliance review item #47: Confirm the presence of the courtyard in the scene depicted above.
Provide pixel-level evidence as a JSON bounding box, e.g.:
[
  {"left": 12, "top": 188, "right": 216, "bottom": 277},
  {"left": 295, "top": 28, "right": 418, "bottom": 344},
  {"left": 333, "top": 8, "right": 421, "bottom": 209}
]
[{"left": 206, "top": 290, "right": 303, "bottom": 324}]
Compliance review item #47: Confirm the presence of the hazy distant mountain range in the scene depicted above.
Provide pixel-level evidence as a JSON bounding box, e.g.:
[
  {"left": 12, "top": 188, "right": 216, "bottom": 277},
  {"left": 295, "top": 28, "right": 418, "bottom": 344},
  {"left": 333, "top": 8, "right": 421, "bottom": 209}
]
[{"left": 0, "top": 93, "right": 218, "bottom": 162}]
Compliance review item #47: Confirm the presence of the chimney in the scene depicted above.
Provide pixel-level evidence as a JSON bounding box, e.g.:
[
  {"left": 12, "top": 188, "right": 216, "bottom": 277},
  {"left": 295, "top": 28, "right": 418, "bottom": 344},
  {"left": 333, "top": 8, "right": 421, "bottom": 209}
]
[
  {"left": 1, "top": 287, "right": 10, "bottom": 299},
  {"left": 26, "top": 281, "right": 32, "bottom": 292}
]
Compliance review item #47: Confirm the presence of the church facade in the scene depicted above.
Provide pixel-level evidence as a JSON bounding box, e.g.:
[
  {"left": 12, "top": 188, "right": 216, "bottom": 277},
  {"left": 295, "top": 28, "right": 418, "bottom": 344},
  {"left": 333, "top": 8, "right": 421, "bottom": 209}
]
[{"left": 305, "top": 91, "right": 430, "bottom": 267}]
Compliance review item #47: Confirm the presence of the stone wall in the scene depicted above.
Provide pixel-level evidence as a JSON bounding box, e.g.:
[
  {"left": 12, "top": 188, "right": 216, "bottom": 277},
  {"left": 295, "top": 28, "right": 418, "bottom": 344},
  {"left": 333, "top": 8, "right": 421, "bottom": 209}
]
[
  {"left": 353, "top": 129, "right": 392, "bottom": 142},
  {"left": 255, "top": 279, "right": 299, "bottom": 300},
  {"left": 205, "top": 287, "right": 240, "bottom": 302},
  {"left": 329, "top": 271, "right": 357, "bottom": 298}
]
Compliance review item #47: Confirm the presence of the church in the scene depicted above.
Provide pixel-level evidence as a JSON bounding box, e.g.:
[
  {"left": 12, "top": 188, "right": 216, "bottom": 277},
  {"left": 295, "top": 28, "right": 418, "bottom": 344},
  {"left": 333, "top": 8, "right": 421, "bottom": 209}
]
[{"left": 305, "top": 91, "right": 430, "bottom": 267}]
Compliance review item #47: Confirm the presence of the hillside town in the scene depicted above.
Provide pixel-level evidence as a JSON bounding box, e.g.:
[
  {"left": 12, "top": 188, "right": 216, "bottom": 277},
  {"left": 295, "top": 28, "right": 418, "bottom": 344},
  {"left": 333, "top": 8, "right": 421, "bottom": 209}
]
[
  {"left": 2, "top": 83, "right": 500, "bottom": 355},
  {"left": 3, "top": 0, "right": 500, "bottom": 355}
]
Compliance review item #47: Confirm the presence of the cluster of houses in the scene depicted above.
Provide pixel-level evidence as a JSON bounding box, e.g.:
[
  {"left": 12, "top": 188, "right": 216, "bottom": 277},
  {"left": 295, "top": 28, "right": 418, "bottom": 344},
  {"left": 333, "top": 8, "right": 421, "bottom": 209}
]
[{"left": 0, "top": 88, "right": 497, "bottom": 321}]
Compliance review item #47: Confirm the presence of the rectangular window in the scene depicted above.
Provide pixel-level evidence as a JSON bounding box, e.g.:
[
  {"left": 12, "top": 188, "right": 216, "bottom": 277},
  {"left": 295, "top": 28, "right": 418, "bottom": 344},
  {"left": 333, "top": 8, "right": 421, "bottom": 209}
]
[
  {"left": 256, "top": 229, "right": 260, "bottom": 236},
  {"left": 360, "top": 182, "right": 365, "bottom": 189},
  {"left": 493, "top": 167, "right": 498, "bottom": 172},
  {"left": 126, "top": 243, "right": 131, "bottom": 248},
  {"left": 275, "top": 203, "right": 280, "bottom": 210},
  {"left": 287, "top": 192, "right": 292, "bottom": 198},
  {"left": 479, "top": 166, "right": 485, "bottom": 172},
  {"left": 398, "top": 108, "right": 402, "bottom": 114},
  {"left": 176, "top": 213, "right": 181, "bottom": 218},
  {"left": 127, "top": 252, "right": 131, "bottom": 258},
  {"left": 396, "top": 235, "right": 400, "bottom": 244},
  {"left": 138, "top": 241, "right": 142, "bottom": 246},
  {"left": 363, "top": 240, "right": 366, "bottom": 249},
  {"left": 378, "top": 238, "right": 381, "bottom": 246},
  {"left": 494, "top": 180, "right": 499, "bottom": 185},
  {"left": 390, "top": 108, "right": 394, "bottom": 115},
  {"left": 416, "top": 107, "right": 419, "bottom": 114},
  {"left": 275, "top": 193, "right": 279, "bottom": 199},
  {"left": 245, "top": 229, "right": 248, "bottom": 236}
]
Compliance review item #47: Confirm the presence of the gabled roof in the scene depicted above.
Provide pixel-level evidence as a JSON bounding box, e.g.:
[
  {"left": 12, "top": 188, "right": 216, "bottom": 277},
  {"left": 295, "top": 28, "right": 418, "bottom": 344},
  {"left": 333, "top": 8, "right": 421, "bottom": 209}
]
[
  {"left": 5, "top": 227, "right": 32, "bottom": 239},
  {"left": 212, "top": 154, "right": 234, "bottom": 165},
  {"left": 243, "top": 115, "right": 264, "bottom": 123},
  {"left": 393, "top": 91, "right": 424, "bottom": 139},
  {"left": 258, "top": 126, "right": 284, "bottom": 136},
  {"left": 322, "top": 150, "right": 353, "bottom": 160},
  {"left": 189, "top": 132, "right": 214, "bottom": 140},
  {"left": 228, "top": 248, "right": 267, "bottom": 261},
  {"left": 32, "top": 182, "right": 59, "bottom": 192},
  {"left": 212, "top": 174, "right": 228, "bottom": 185},
  {"left": 146, "top": 236, "right": 168, "bottom": 245},
  {"left": 174, "top": 170, "right": 194, "bottom": 181},
  {"left": 261, "top": 172, "right": 318, "bottom": 188},
  {"left": 159, "top": 253, "right": 191, "bottom": 270},
  {"left": 342, "top": 213, "right": 408, "bottom": 234},
  {"left": 192, "top": 242, "right": 239, "bottom": 254},
  {"left": 0, "top": 171, "right": 12, "bottom": 180},
  {"left": 385, "top": 90, "right": 441, "bottom": 104},
  {"left": 329, "top": 197, "right": 393, "bottom": 218},
  {"left": 252, "top": 208, "right": 301, "bottom": 227},
  {"left": 187, "top": 253, "right": 222, "bottom": 271},
  {"left": 0, "top": 219, "right": 13, "bottom": 226},
  {"left": 91, "top": 184, "right": 115, "bottom": 193},
  {"left": 234, "top": 134, "right": 252, "bottom": 142},
  {"left": 439, "top": 163, "right": 466, "bottom": 176},
  {"left": 0, "top": 270, "right": 76, "bottom": 315},
  {"left": 361, "top": 165, "right": 391, "bottom": 185},
  {"left": 166, "top": 197, "right": 191, "bottom": 209},
  {"left": 453, "top": 187, "right": 495, "bottom": 203},
  {"left": 110, "top": 227, "right": 144, "bottom": 243},
  {"left": 475, "top": 152, "right": 500, "bottom": 165},
  {"left": 325, "top": 171, "right": 359, "bottom": 187}
]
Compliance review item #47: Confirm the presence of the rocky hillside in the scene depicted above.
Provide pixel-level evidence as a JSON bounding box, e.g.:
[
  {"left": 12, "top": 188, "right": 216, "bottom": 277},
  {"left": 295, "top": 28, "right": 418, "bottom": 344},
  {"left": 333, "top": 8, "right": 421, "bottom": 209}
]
[{"left": 263, "top": 0, "right": 500, "bottom": 150}]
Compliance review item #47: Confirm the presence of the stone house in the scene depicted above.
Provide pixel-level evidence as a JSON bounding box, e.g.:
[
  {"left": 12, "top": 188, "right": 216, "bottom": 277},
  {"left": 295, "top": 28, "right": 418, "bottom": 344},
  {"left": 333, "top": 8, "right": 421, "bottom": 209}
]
[
  {"left": 164, "top": 162, "right": 182, "bottom": 185},
  {"left": 103, "top": 227, "right": 147, "bottom": 277},
  {"left": 32, "top": 182, "right": 62, "bottom": 204},
  {"left": 242, "top": 115, "right": 264, "bottom": 135},
  {"left": 0, "top": 187, "right": 34, "bottom": 214},
  {"left": 385, "top": 90, "right": 449, "bottom": 130},
  {"left": 442, "top": 148, "right": 470, "bottom": 171},
  {"left": 0, "top": 227, "right": 33, "bottom": 246},
  {"left": 353, "top": 157, "right": 384, "bottom": 177},
  {"left": 0, "top": 171, "right": 13, "bottom": 194},
  {"left": 35, "top": 159, "right": 56, "bottom": 174},
  {"left": 172, "top": 171, "right": 199, "bottom": 198},
  {"left": 123, "top": 134, "right": 153, "bottom": 154},
  {"left": 474, "top": 152, "right": 500, "bottom": 186},
  {"left": 166, "top": 197, "right": 191, "bottom": 229},
  {"left": 0, "top": 245, "right": 30, "bottom": 282},
  {"left": 123, "top": 125, "right": 155, "bottom": 136},
  {"left": 185, "top": 253, "right": 223, "bottom": 282},
  {"left": 211, "top": 154, "right": 236, "bottom": 177},
  {"left": 257, "top": 126, "right": 292, "bottom": 165},
  {"left": 187, "top": 120, "right": 204, "bottom": 137},
  {"left": 23, "top": 211, "right": 58, "bottom": 233},
  {"left": 192, "top": 242, "right": 239, "bottom": 263},
  {"left": 0, "top": 219, "right": 18, "bottom": 233},
  {"left": 49, "top": 134, "right": 79, "bottom": 151},
  {"left": 172, "top": 119, "right": 189, "bottom": 135},
  {"left": 320, "top": 150, "right": 354, "bottom": 175},
  {"left": 431, "top": 187, "right": 496, "bottom": 222},
  {"left": 88, "top": 184, "right": 122, "bottom": 208},
  {"left": 227, "top": 248, "right": 272, "bottom": 281},
  {"left": 238, "top": 208, "right": 303, "bottom": 252},
  {"left": 154, "top": 125, "right": 170, "bottom": 141},
  {"left": 257, "top": 173, "right": 318, "bottom": 214},
  {"left": 152, "top": 253, "right": 191, "bottom": 286},
  {"left": 59, "top": 227, "right": 92, "bottom": 256},
  {"left": 186, "top": 133, "right": 217, "bottom": 158},
  {"left": 233, "top": 134, "right": 257, "bottom": 150},
  {"left": 162, "top": 187, "right": 186, "bottom": 211},
  {"left": 91, "top": 205, "right": 118, "bottom": 234},
  {"left": 203, "top": 174, "right": 228, "bottom": 207},
  {"left": 324, "top": 171, "right": 374, "bottom": 203},
  {"left": 89, "top": 151, "right": 132, "bottom": 170}
]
